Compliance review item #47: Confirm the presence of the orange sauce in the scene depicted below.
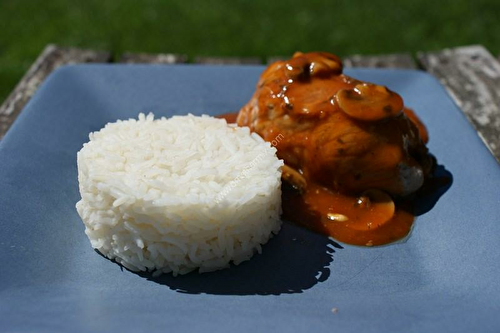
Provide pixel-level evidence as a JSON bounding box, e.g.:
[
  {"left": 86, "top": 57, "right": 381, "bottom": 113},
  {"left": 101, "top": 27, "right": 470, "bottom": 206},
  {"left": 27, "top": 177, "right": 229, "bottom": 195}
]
[
  {"left": 219, "top": 52, "right": 433, "bottom": 246},
  {"left": 282, "top": 183, "right": 414, "bottom": 246},
  {"left": 216, "top": 112, "right": 239, "bottom": 123}
]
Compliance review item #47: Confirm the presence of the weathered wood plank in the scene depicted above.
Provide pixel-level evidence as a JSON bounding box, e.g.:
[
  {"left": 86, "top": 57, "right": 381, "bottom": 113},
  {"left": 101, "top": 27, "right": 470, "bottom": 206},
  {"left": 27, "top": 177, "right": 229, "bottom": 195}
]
[
  {"left": 268, "top": 54, "right": 416, "bottom": 69},
  {"left": 418, "top": 45, "right": 500, "bottom": 162},
  {"left": 343, "top": 53, "right": 417, "bottom": 69},
  {"left": 194, "top": 56, "right": 262, "bottom": 65},
  {"left": 0, "top": 44, "right": 111, "bottom": 139},
  {"left": 120, "top": 52, "right": 187, "bottom": 64}
]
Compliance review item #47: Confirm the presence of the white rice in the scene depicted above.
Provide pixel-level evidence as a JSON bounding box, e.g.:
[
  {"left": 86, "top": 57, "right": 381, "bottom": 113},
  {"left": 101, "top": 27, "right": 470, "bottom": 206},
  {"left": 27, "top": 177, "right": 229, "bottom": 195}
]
[{"left": 76, "top": 113, "right": 283, "bottom": 276}]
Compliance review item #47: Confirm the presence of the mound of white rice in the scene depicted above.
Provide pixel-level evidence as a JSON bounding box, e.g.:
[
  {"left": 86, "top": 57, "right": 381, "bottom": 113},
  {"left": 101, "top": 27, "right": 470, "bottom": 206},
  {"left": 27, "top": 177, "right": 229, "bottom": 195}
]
[{"left": 76, "top": 113, "right": 283, "bottom": 276}]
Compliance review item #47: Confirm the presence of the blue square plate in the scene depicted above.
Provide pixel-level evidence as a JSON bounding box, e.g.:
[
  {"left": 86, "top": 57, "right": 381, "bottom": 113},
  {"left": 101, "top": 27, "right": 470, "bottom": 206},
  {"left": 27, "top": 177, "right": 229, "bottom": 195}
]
[{"left": 1, "top": 65, "right": 499, "bottom": 333}]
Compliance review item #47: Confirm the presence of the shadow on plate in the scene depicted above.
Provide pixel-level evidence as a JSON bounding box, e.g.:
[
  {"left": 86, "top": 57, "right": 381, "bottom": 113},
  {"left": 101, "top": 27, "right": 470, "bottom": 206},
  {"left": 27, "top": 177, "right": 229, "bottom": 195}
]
[
  {"left": 110, "top": 222, "right": 342, "bottom": 296},
  {"left": 413, "top": 161, "right": 453, "bottom": 216}
]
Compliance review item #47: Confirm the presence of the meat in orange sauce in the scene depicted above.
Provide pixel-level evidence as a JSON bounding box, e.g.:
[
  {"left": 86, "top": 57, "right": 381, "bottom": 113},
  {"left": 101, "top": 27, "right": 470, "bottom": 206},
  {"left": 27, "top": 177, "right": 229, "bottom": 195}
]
[{"left": 234, "top": 52, "right": 434, "bottom": 246}]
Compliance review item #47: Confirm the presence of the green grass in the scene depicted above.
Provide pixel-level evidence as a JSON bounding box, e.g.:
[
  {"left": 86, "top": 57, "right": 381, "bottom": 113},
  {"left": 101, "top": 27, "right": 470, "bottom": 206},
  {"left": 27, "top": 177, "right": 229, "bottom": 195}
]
[{"left": 1, "top": 0, "right": 499, "bottom": 102}]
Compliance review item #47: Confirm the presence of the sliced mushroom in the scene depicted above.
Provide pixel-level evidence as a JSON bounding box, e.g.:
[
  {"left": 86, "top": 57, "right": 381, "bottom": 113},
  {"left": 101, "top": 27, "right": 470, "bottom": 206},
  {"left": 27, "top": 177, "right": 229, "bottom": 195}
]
[
  {"left": 309, "top": 54, "right": 343, "bottom": 77},
  {"left": 336, "top": 83, "right": 403, "bottom": 121},
  {"left": 326, "top": 213, "right": 349, "bottom": 222},
  {"left": 359, "top": 189, "right": 395, "bottom": 216},
  {"left": 285, "top": 52, "right": 342, "bottom": 80},
  {"left": 348, "top": 189, "right": 396, "bottom": 231},
  {"left": 282, "top": 164, "right": 307, "bottom": 191}
]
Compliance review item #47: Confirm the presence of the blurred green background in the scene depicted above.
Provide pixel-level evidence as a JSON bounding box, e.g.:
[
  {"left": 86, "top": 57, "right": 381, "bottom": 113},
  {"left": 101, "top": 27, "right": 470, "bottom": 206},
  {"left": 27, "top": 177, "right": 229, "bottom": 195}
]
[{"left": 1, "top": 0, "right": 499, "bottom": 102}]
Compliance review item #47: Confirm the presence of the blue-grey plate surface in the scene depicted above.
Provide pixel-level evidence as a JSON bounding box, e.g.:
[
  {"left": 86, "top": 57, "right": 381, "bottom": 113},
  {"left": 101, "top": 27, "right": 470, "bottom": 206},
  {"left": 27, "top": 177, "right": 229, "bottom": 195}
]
[{"left": 0, "top": 65, "right": 499, "bottom": 333}]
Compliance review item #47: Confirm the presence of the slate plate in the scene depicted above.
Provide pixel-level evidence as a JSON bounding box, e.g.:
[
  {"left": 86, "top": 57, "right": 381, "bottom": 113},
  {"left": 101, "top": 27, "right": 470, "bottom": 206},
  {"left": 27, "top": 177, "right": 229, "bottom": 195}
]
[{"left": 0, "top": 64, "right": 499, "bottom": 333}]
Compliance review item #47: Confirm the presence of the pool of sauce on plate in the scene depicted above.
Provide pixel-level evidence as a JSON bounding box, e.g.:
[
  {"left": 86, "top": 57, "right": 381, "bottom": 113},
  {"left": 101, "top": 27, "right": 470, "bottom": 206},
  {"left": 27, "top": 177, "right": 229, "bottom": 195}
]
[{"left": 216, "top": 52, "right": 433, "bottom": 247}]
